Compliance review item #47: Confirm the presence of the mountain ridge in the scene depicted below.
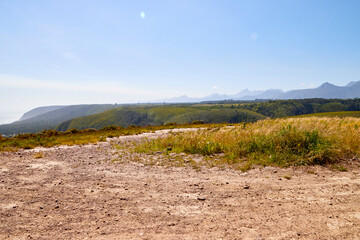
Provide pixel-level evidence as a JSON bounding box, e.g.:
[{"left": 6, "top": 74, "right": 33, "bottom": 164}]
[
  {"left": 160, "top": 81, "right": 360, "bottom": 103},
  {"left": 19, "top": 106, "right": 66, "bottom": 121}
]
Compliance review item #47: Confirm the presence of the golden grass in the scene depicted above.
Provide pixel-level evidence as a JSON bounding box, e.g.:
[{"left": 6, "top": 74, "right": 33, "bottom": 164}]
[{"left": 134, "top": 117, "right": 360, "bottom": 169}]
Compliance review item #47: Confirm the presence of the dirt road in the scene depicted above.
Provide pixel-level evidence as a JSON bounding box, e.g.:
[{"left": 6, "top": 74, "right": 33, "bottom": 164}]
[{"left": 1, "top": 130, "right": 359, "bottom": 239}]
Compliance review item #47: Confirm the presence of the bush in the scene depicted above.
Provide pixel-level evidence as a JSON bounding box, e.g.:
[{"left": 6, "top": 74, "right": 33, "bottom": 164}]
[
  {"left": 65, "top": 128, "right": 80, "bottom": 134},
  {"left": 192, "top": 120, "right": 205, "bottom": 125},
  {"left": 101, "top": 125, "right": 118, "bottom": 131},
  {"left": 40, "top": 129, "right": 61, "bottom": 137},
  {"left": 82, "top": 128, "right": 97, "bottom": 132},
  {"left": 15, "top": 133, "right": 36, "bottom": 140}
]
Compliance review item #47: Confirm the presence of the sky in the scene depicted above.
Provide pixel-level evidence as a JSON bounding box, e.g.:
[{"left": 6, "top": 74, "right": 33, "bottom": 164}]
[{"left": 0, "top": 0, "right": 360, "bottom": 123}]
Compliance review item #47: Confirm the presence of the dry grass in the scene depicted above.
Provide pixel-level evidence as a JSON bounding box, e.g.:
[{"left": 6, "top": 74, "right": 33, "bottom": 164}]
[
  {"left": 134, "top": 117, "right": 360, "bottom": 169},
  {"left": 34, "top": 152, "right": 44, "bottom": 159}
]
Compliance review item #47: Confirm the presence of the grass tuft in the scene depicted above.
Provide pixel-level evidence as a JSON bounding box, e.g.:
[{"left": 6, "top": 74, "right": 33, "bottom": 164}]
[{"left": 34, "top": 152, "right": 44, "bottom": 158}]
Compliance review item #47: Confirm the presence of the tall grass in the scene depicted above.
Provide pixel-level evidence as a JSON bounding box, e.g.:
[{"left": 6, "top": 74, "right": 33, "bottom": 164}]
[{"left": 135, "top": 117, "right": 360, "bottom": 168}]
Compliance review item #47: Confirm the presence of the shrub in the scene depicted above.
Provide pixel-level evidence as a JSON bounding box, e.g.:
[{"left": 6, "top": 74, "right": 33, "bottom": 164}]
[
  {"left": 101, "top": 125, "right": 118, "bottom": 131},
  {"left": 66, "top": 128, "right": 80, "bottom": 134},
  {"left": 192, "top": 120, "right": 205, "bottom": 124},
  {"left": 164, "top": 122, "right": 177, "bottom": 126},
  {"left": 40, "top": 129, "right": 61, "bottom": 137},
  {"left": 82, "top": 128, "right": 97, "bottom": 132},
  {"left": 15, "top": 133, "right": 36, "bottom": 140}
]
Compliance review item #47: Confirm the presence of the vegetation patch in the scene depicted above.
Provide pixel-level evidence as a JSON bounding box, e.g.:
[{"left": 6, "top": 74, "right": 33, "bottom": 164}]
[{"left": 134, "top": 117, "right": 360, "bottom": 169}]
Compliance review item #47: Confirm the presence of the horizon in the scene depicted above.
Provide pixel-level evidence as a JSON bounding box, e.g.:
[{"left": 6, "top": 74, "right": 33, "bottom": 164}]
[{"left": 1, "top": 0, "right": 360, "bottom": 123}]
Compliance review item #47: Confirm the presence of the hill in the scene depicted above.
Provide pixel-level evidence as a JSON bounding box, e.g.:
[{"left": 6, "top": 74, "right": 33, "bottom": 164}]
[
  {"left": 56, "top": 105, "right": 265, "bottom": 131},
  {"left": 19, "top": 105, "right": 66, "bottom": 121},
  {"left": 0, "top": 104, "right": 116, "bottom": 135}
]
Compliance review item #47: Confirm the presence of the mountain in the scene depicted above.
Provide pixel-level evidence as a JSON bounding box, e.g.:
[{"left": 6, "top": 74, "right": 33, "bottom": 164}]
[
  {"left": 19, "top": 106, "right": 66, "bottom": 121},
  {"left": 162, "top": 90, "right": 267, "bottom": 103},
  {"left": 0, "top": 104, "right": 117, "bottom": 135},
  {"left": 162, "top": 95, "right": 200, "bottom": 103},
  {"left": 346, "top": 81, "right": 359, "bottom": 87},
  {"left": 161, "top": 81, "right": 360, "bottom": 103},
  {"left": 233, "top": 89, "right": 264, "bottom": 98},
  {"left": 238, "top": 89, "right": 284, "bottom": 100},
  {"left": 280, "top": 81, "right": 360, "bottom": 99}
]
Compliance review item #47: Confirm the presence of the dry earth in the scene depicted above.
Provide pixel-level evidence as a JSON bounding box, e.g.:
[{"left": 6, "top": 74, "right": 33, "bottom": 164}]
[{"left": 1, "top": 129, "right": 360, "bottom": 240}]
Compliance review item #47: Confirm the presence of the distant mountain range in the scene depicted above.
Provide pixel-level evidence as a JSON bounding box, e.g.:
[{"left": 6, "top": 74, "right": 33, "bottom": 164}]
[{"left": 162, "top": 81, "right": 360, "bottom": 103}]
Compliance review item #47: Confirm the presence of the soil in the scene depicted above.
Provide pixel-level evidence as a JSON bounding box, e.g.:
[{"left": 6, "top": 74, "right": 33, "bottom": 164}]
[{"left": 1, "top": 129, "right": 360, "bottom": 240}]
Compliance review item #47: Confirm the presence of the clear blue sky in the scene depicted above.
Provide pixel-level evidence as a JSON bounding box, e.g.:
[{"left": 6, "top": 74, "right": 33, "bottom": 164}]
[{"left": 0, "top": 0, "right": 359, "bottom": 123}]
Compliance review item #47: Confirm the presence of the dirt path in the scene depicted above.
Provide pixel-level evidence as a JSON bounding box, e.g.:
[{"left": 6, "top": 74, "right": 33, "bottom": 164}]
[{"left": 1, "top": 130, "right": 360, "bottom": 239}]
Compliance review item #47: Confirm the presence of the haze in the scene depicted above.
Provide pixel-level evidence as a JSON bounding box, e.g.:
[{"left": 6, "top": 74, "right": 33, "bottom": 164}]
[{"left": 1, "top": 0, "right": 359, "bottom": 123}]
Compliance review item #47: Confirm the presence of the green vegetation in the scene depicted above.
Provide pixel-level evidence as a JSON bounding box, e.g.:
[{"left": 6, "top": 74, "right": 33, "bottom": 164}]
[
  {"left": 134, "top": 117, "right": 360, "bottom": 170},
  {"left": 56, "top": 105, "right": 265, "bottom": 131},
  {"left": 238, "top": 98, "right": 360, "bottom": 118},
  {"left": 293, "top": 111, "right": 360, "bottom": 118},
  {"left": 55, "top": 99, "right": 360, "bottom": 131}
]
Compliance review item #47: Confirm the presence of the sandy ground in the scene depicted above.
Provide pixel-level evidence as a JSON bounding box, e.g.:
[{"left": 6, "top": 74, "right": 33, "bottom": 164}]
[{"left": 0, "top": 129, "right": 360, "bottom": 240}]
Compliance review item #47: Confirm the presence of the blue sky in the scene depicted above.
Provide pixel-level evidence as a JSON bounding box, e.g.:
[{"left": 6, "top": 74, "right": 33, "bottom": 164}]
[{"left": 0, "top": 0, "right": 360, "bottom": 123}]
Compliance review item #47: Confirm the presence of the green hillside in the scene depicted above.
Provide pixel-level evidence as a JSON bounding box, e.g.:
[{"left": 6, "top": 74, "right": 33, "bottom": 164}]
[
  {"left": 56, "top": 105, "right": 266, "bottom": 131},
  {"left": 294, "top": 111, "right": 360, "bottom": 118}
]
